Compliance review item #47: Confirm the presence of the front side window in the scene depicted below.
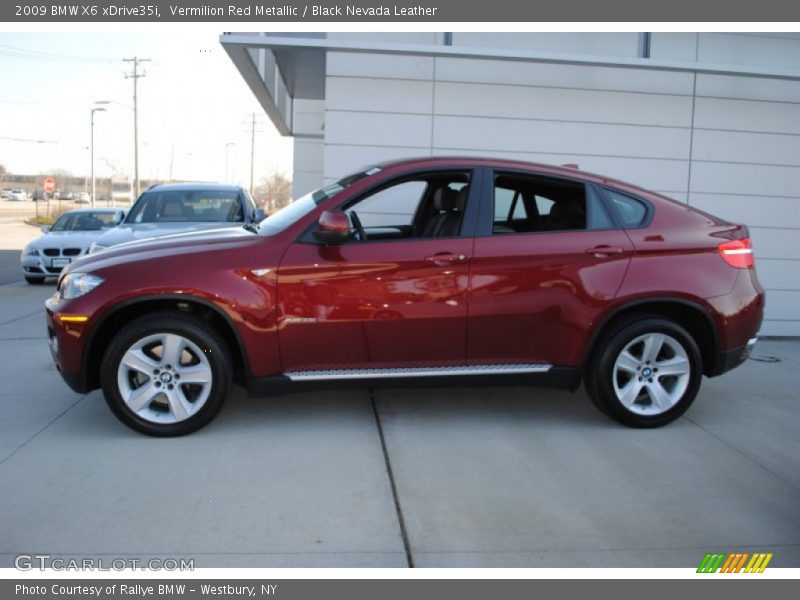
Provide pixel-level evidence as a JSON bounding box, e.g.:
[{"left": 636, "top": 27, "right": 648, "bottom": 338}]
[
  {"left": 342, "top": 172, "right": 470, "bottom": 242},
  {"left": 492, "top": 172, "right": 613, "bottom": 234},
  {"left": 350, "top": 180, "right": 427, "bottom": 229},
  {"left": 260, "top": 168, "right": 382, "bottom": 236}
]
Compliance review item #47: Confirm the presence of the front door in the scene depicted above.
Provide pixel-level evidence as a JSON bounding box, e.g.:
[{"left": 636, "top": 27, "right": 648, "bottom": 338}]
[{"left": 277, "top": 171, "right": 478, "bottom": 374}]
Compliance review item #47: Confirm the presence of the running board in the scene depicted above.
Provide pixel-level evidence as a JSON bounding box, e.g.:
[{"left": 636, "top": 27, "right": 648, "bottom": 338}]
[{"left": 285, "top": 363, "right": 552, "bottom": 381}]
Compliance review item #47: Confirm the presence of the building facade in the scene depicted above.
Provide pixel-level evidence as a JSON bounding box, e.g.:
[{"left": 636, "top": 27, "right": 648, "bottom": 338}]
[{"left": 222, "top": 32, "right": 800, "bottom": 336}]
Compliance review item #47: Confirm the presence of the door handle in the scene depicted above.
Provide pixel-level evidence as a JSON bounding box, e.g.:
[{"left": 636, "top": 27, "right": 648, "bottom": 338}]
[
  {"left": 425, "top": 252, "right": 467, "bottom": 265},
  {"left": 585, "top": 245, "right": 624, "bottom": 257}
]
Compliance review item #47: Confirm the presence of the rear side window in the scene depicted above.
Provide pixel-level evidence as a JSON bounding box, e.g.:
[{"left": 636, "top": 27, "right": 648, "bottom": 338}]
[
  {"left": 492, "top": 172, "right": 613, "bottom": 234},
  {"left": 605, "top": 189, "right": 648, "bottom": 228}
]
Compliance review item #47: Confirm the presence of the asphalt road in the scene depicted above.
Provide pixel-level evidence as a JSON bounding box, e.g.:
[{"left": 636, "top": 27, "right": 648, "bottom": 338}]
[
  {"left": 0, "top": 249, "right": 21, "bottom": 286},
  {"left": 1, "top": 282, "right": 798, "bottom": 568}
]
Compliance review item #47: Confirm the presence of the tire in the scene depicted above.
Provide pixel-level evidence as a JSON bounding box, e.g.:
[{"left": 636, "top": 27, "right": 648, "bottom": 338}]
[
  {"left": 25, "top": 276, "right": 45, "bottom": 284},
  {"left": 101, "top": 311, "right": 232, "bottom": 436},
  {"left": 585, "top": 315, "right": 702, "bottom": 428}
]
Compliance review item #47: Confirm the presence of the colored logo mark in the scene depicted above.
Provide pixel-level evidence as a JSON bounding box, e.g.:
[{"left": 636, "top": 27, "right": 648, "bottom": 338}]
[{"left": 697, "top": 552, "right": 773, "bottom": 573}]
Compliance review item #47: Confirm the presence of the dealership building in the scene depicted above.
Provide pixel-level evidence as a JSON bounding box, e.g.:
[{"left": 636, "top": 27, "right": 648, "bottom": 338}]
[{"left": 221, "top": 32, "right": 800, "bottom": 336}]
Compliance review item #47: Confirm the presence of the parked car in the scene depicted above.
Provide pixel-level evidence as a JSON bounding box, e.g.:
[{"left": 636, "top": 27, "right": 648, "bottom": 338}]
[
  {"left": 56, "top": 190, "right": 73, "bottom": 201},
  {"left": 32, "top": 189, "right": 48, "bottom": 201},
  {"left": 22, "top": 208, "right": 125, "bottom": 284},
  {"left": 8, "top": 189, "right": 27, "bottom": 201},
  {"left": 0, "top": 189, "right": 11, "bottom": 199},
  {"left": 45, "top": 157, "right": 764, "bottom": 436},
  {"left": 74, "top": 192, "right": 91, "bottom": 204},
  {"left": 88, "top": 183, "right": 261, "bottom": 253}
]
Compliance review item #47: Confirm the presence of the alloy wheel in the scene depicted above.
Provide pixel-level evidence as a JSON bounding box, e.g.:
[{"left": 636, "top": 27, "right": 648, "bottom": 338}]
[
  {"left": 116, "top": 333, "right": 213, "bottom": 424},
  {"left": 611, "top": 332, "right": 691, "bottom": 416}
]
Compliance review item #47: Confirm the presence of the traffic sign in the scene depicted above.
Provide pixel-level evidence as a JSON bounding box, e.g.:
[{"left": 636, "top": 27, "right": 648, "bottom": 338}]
[{"left": 43, "top": 177, "right": 55, "bottom": 194}]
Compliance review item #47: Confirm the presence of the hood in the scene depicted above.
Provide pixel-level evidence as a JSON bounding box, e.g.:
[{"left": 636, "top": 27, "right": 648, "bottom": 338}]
[
  {"left": 67, "top": 225, "right": 259, "bottom": 274},
  {"left": 93, "top": 221, "right": 241, "bottom": 248}
]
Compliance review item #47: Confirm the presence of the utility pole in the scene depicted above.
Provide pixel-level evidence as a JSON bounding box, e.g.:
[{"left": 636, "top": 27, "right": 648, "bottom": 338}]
[
  {"left": 90, "top": 104, "right": 107, "bottom": 208},
  {"left": 249, "top": 113, "right": 256, "bottom": 196},
  {"left": 123, "top": 56, "right": 150, "bottom": 198},
  {"left": 242, "top": 114, "right": 266, "bottom": 197}
]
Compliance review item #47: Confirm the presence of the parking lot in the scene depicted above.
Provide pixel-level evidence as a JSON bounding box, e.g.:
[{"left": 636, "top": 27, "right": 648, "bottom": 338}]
[{"left": 0, "top": 216, "right": 798, "bottom": 569}]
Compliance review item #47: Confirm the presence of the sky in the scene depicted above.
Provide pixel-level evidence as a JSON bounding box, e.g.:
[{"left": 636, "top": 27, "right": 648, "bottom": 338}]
[{"left": 0, "top": 32, "right": 293, "bottom": 186}]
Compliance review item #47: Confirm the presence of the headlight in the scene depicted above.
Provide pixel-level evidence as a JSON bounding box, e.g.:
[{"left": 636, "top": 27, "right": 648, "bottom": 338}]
[
  {"left": 88, "top": 242, "right": 107, "bottom": 254},
  {"left": 23, "top": 246, "right": 40, "bottom": 256},
  {"left": 60, "top": 273, "right": 105, "bottom": 300}
]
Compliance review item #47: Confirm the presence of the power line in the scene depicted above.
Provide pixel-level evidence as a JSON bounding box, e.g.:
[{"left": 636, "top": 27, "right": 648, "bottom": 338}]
[{"left": 0, "top": 43, "right": 116, "bottom": 63}]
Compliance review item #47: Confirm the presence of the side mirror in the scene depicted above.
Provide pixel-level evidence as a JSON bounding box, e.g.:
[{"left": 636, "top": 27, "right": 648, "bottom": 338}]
[
  {"left": 253, "top": 208, "right": 266, "bottom": 222},
  {"left": 313, "top": 211, "right": 350, "bottom": 245},
  {"left": 41, "top": 226, "right": 50, "bottom": 233}
]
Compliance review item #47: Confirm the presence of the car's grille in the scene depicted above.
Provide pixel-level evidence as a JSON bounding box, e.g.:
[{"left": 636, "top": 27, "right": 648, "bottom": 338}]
[
  {"left": 43, "top": 249, "right": 60, "bottom": 257},
  {"left": 62, "top": 248, "right": 81, "bottom": 256}
]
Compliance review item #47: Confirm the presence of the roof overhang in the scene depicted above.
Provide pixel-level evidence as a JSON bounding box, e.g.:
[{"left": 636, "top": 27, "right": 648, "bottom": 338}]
[{"left": 220, "top": 33, "right": 800, "bottom": 138}]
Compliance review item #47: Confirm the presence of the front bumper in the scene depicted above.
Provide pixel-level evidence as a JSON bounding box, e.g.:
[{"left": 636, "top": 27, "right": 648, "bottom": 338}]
[
  {"left": 22, "top": 254, "right": 77, "bottom": 278},
  {"left": 45, "top": 296, "right": 93, "bottom": 393}
]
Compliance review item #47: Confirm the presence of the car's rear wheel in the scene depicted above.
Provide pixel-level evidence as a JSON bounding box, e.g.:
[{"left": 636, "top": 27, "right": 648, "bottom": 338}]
[
  {"left": 586, "top": 316, "right": 702, "bottom": 427},
  {"left": 25, "top": 276, "right": 45, "bottom": 284},
  {"left": 101, "top": 312, "right": 232, "bottom": 436}
]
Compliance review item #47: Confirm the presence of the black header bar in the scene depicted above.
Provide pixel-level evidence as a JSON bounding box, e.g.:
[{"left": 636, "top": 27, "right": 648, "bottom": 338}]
[{"left": 4, "top": 0, "right": 800, "bottom": 22}]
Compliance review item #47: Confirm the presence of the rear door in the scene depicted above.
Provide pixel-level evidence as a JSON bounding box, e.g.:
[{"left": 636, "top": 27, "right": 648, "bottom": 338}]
[{"left": 467, "top": 169, "right": 634, "bottom": 367}]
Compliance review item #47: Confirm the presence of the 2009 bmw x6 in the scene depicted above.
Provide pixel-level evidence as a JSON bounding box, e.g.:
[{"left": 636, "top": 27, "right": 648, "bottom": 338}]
[{"left": 45, "top": 157, "right": 764, "bottom": 436}]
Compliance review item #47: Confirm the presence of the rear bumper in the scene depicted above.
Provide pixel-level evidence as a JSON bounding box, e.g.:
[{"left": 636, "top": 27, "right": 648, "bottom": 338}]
[{"left": 709, "top": 336, "right": 758, "bottom": 377}]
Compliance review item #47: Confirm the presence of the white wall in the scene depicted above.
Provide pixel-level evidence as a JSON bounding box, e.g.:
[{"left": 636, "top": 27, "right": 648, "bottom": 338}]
[{"left": 318, "top": 32, "right": 800, "bottom": 335}]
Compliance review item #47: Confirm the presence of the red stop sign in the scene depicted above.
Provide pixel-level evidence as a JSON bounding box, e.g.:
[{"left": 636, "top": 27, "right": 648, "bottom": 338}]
[{"left": 43, "top": 177, "right": 55, "bottom": 194}]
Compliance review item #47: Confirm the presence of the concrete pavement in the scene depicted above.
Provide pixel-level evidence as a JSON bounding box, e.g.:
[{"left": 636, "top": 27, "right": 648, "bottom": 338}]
[{"left": 0, "top": 281, "right": 798, "bottom": 568}]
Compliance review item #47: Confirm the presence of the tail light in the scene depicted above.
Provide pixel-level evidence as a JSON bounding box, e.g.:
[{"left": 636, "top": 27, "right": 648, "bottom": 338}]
[{"left": 718, "top": 238, "right": 754, "bottom": 269}]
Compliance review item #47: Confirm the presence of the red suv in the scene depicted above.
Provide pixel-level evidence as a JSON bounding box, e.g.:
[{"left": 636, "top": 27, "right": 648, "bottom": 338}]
[{"left": 45, "top": 158, "right": 764, "bottom": 436}]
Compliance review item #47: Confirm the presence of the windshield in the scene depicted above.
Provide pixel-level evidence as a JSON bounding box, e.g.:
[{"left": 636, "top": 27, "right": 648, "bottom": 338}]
[
  {"left": 258, "top": 168, "right": 379, "bottom": 236},
  {"left": 50, "top": 211, "right": 119, "bottom": 232},
  {"left": 126, "top": 189, "right": 244, "bottom": 224}
]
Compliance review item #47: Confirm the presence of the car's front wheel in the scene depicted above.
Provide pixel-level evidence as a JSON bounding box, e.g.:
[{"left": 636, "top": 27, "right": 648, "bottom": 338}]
[
  {"left": 101, "top": 312, "right": 232, "bottom": 436},
  {"left": 586, "top": 316, "right": 702, "bottom": 427}
]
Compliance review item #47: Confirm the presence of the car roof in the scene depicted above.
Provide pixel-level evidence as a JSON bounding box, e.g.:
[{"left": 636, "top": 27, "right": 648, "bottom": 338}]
[
  {"left": 370, "top": 156, "right": 652, "bottom": 195},
  {"left": 144, "top": 182, "right": 242, "bottom": 192}
]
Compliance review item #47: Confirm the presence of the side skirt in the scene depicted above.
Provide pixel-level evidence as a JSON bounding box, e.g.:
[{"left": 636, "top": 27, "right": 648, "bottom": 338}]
[{"left": 246, "top": 365, "right": 582, "bottom": 397}]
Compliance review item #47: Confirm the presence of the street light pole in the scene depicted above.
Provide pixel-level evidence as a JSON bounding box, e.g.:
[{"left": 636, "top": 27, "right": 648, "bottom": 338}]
[
  {"left": 90, "top": 104, "right": 107, "bottom": 208},
  {"left": 249, "top": 113, "right": 255, "bottom": 196},
  {"left": 225, "top": 142, "right": 235, "bottom": 183}
]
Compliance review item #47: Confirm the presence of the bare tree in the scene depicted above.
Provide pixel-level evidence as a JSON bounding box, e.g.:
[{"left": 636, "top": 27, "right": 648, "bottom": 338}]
[
  {"left": 254, "top": 171, "right": 292, "bottom": 212},
  {"left": 0, "top": 162, "right": 6, "bottom": 178}
]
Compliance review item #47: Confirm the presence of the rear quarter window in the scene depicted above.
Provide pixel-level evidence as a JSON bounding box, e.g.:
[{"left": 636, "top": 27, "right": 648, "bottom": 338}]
[{"left": 605, "top": 189, "right": 648, "bottom": 228}]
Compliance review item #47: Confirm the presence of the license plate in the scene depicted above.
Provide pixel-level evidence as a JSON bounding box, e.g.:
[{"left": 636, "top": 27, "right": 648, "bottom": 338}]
[{"left": 51, "top": 258, "right": 71, "bottom": 268}]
